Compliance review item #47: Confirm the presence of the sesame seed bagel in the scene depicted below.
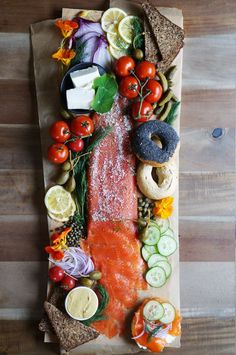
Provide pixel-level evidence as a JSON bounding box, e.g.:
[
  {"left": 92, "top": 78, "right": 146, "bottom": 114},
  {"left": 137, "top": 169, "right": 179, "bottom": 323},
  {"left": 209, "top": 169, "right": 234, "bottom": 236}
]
[{"left": 132, "top": 120, "right": 180, "bottom": 167}]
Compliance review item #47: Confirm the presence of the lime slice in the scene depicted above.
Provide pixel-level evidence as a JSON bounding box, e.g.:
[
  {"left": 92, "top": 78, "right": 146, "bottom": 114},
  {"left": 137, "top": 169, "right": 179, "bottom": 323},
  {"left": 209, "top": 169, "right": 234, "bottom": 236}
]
[
  {"left": 48, "top": 199, "right": 76, "bottom": 222},
  {"left": 44, "top": 185, "right": 72, "bottom": 214},
  {"left": 109, "top": 45, "right": 129, "bottom": 59},
  {"left": 107, "top": 32, "right": 130, "bottom": 50},
  {"left": 101, "top": 8, "right": 127, "bottom": 34},
  {"left": 118, "top": 15, "right": 139, "bottom": 44}
]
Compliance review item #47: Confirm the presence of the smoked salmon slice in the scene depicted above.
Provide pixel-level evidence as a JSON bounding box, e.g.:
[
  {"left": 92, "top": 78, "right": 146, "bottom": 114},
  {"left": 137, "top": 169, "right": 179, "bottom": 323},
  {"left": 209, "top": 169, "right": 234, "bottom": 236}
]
[{"left": 85, "top": 98, "right": 147, "bottom": 338}]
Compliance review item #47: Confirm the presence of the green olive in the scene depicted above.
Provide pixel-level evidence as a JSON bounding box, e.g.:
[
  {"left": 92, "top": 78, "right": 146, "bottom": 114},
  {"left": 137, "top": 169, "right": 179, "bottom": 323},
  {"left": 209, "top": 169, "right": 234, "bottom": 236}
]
[
  {"left": 61, "top": 109, "right": 71, "bottom": 120},
  {"left": 61, "top": 161, "right": 72, "bottom": 172},
  {"left": 133, "top": 48, "right": 144, "bottom": 60},
  {"left": 140, "top": 226, "right": 149, "bottom": 243},
  {"left": 80, "top": 278, "right": 94, "bottom": 288},
  {"left": 138, "top": 219, "right": 147, "bottom": 228},
  {"left": 89, "top": 271, "right": 102, "bottom": 281},
  {"left": 64, "top": 176, "right": 76, "bottom": 192},
  {"left": 55, "top": 171, "right": 70, "bottom": 185}
]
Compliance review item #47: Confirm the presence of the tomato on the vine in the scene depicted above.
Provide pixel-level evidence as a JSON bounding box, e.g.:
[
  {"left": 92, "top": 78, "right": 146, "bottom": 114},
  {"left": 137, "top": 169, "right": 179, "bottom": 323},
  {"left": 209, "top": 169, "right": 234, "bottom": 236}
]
[
  {"left": 49, "top": 121, "right": 71, "bottom": 143},
  {"left": 135, "top": 61, "right": 156, "bottom": 81},
  {"left": 70, "top": 116, "right": 94, "bottom": 137},
  {"left": 68, "top": 138, "right": 84, "bottom": 152},
  {"left": 119, "top": 76, "right": 140, "bottom": 99},
  {"left": 115, "top": 56, "right": 135, "bottom": 77},
  {"left": 49, "top": 266, "right": 64, "bottom": 283},
  {"left": 48, "top": 143, "right": 69, "bottom": 164},
  {"left": 131, "top": 100, "right": 153, "bottom": 122},
  {"left": 61, "top": 275, "right": 76, "bottom": 290},
  {"left": 144, "top": 79, "right": 163, "bottom": 103}
]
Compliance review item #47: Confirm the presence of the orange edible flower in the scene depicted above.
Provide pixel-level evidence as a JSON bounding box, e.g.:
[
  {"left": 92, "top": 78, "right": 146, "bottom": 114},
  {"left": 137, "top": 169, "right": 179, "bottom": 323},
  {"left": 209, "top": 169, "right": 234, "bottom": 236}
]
[
  {"left": 52, "top": 48, "right": 76, "bottom": 66},
  {"left": 153, "top": 196, "right": 174, "bottom": 219},
  {"left": 45, "top": 227, "right": 72, "bottom": 260},
  {"left": 55, "top": 19, "right": 78, "bottom": 38}
]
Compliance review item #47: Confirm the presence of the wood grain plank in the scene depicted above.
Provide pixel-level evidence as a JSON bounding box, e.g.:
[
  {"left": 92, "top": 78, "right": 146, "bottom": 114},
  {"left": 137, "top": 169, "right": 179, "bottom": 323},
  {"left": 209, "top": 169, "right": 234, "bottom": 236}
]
[
  {"left": 0, "top": 170, "right": 234, "bottom": 216},
  {"left": 0, "top": 318, "right": 234, "bottom": 355},
  {"left": 0, "top": 80, "right": 38, "bottom": 124},
  {"left": 180, "top": 128, "right": 235, "bottom": 171},
  {"left": 179, "top": 172, "right": 235, "bottom": 216},
  {"left": 0, "top": 215, "right": 234, "bottom": 262},
  {"left": 179, "top": 220, "right": 235, "bottom": 261},
  {"left": 1, "top": 0, "right": 236, "bottom": 36},
  {"left": 181, "top": 89, "right": 236, "bottom": 128}
]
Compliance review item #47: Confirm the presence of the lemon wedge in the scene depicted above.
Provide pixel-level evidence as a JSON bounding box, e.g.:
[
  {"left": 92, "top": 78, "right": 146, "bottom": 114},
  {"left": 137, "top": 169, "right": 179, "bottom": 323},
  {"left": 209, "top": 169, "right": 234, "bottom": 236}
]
[
  {"left": 109, "top": 45, "right": 129, "bottom": 59},
  {"left": 101, "top": 8, "right": 127, "bottom": 34},
  {"left": 44, "top": 185, "right": 72, "bottom": 215},
  {"left": 118, "top": 15, "right": 138, "bottom": 44},
  {"left": 48, "top": 199, "right": 76, "bottom": 222},
  {"left": 107, "top": 32, "right": 130, "bottom": 50}
]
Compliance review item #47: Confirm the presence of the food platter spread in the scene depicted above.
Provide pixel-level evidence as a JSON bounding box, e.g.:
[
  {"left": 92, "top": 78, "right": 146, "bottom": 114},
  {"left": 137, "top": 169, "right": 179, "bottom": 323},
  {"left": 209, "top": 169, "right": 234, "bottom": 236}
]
[{"left": 31, "top": 0, "right": 184, "bottom": 353}]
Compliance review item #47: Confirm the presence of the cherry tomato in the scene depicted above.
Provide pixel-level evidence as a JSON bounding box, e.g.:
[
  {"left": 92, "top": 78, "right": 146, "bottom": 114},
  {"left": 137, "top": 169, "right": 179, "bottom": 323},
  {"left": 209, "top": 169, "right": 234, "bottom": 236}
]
[
  {"left": 47, "top": 143, "right": 69, "bottom": 164},
  {"left": 68, "top": 138, "right": 84, "bottom": 152},
  {"left": 131, "top": 100, "right": 153, "bottom": 122},
  {"left": 49, "top": 266, "right": 64, "bottom": 283},
  {"left": 135, "top": 61, "right": 156, "bottom": 81},
  {"left": 144, "top": 79, "right": 163, "bottom": 103},
  {"left": 115, "top": 56, "right": 135, "bottom": 77},
  {"left": 49, "top": 121, "right": 71, "bottom": 143},
  {"left": 61, "top": 275, "right": 76, "bottom": 291},
  {"left": 70, "top": 116, "right": 94, "bottom": 137},
  {"left": 119, "top": 76, "right": 140, "bottom": 99}
]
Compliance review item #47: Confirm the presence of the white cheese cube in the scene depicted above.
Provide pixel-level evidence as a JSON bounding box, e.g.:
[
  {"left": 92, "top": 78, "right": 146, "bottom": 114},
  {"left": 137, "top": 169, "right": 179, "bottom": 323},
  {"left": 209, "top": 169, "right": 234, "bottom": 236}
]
[
  {"left": 70, "top": 66, "right": 100, "bottom": 88},
  {"left": 66, "top": 88, "right": 95, "bottom": 110}
]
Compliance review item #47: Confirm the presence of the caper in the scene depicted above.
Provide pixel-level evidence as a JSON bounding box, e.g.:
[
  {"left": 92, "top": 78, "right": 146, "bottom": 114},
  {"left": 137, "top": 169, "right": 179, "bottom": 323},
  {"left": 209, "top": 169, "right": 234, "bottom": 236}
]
[
  {"left": 141, "top": 201, "right": 145, "bottom": 206},
  {"left": 138, "top": 212, "right": 143, "bottom": 218},
  {"left": 89, "top": 271, "right": 102, "bottom": 281},
  {"left": 64, "top": 176, "right": 76, "bottom": 192},
  {"left": 145, "top": 202, "right": 149, "bottom": 208},
  {"left": 133, "top": 48, "right": 144, "bottom": 60},
  {"left": 138, "top": 207, "right": 143, "bottom": 211},
  {"left": 62, "top": 161, "right": 72, "bottom": 172},
  {"left": 55, "top": 171, "right": 70, "bottom": 185},
  {"left": 80, "top": 278, "right": 94, "bottom": 288}
]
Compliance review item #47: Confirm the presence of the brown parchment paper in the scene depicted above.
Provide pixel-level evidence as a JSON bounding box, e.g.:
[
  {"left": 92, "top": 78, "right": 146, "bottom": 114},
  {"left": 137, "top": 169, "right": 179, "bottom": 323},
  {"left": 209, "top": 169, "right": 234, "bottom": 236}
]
[{"left": 31, "top": 1, "right": 183, "bottom": 353}]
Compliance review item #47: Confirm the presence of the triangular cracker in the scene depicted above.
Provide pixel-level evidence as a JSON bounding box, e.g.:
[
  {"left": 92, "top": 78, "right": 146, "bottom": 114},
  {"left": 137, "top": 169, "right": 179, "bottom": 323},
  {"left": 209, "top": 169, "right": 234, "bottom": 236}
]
[
  {"left": 44, "top": 301, "right": 99, "bottom": 351},
  {"left": 142, "top": 1, "right": 184, "bottom": 71}
]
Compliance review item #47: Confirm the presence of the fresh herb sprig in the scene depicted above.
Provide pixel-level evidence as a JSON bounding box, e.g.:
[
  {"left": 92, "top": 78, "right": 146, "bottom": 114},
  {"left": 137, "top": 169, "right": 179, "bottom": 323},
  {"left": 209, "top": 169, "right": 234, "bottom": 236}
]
[
  {"left": 132, "top": 17, "right": 144, "bottom": 50},
  {"left": 81, "top": 284, "right": 109, "bottom": 326},
  {"left": 164, "top": 101, "right": 180, "bottom": 126}
]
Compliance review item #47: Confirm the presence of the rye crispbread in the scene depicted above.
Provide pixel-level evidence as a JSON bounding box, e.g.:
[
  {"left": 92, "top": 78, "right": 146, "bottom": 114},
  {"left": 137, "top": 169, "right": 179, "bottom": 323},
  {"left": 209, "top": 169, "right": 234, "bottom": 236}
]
[
  {"left": 142, "top": 1, "right": 184, "bottom": 71},
  {"left": 44, "top": 301, "right": 100, "bottom": 351}
]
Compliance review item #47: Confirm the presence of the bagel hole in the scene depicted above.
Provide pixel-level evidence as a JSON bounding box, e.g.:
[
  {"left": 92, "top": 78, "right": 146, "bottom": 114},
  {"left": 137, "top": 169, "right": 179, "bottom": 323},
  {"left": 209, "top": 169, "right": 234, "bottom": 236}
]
[
  {"left": 151, "top": 167, "right": 159, "bottom": 184},
  {"left": 151, "top": 135, "right": 162, "bottom": 149}
]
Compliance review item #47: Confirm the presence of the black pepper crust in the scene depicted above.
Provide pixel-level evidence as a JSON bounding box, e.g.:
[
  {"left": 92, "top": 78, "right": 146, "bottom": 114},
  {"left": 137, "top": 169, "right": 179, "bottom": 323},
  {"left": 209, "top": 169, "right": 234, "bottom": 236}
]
[{"left": 132, "top": 120, "right": 179, "bottom": 165}]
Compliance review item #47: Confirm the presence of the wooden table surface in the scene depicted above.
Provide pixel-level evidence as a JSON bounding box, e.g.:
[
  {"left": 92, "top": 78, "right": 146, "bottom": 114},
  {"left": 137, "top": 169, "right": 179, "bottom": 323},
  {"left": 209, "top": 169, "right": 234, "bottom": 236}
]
[{"left": 0, "top": 1, "right": 235, "bottom": 354}]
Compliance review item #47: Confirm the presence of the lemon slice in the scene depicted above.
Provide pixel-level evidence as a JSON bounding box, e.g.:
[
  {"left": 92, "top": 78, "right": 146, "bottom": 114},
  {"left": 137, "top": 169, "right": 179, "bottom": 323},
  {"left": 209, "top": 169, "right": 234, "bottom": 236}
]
[
  {"left": 109, "top": 45, "right": 129, "bottom": 59},
  {"left": 48, "top": 199, "right": 76, "bottom": 222},
  {"left": 107, "top": 32, "right": 130, "bottom": 50},
  {"left": 118, "top": 15, "right": 138, "bottom": 44},
  {"left": 44, "top": 185, "right": 72, "bottom": 215},
  {"left": 101, "top": 8, "right": 127, "bottom": 34}
]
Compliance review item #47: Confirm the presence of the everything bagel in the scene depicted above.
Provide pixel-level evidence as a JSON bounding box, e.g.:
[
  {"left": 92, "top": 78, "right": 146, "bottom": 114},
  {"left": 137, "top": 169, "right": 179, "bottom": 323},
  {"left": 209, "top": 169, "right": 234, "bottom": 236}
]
[
  {"left": 132, "top": 120, "right": 180, "bottom": 167},
  {"left": 137, "top": 161, "right": 178, "bottom": 200}
]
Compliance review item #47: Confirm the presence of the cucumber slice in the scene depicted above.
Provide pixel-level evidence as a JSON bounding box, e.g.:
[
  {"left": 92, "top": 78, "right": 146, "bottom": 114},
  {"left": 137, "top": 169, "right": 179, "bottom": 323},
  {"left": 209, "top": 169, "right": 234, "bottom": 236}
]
[
  {"left": 141, "top": 246, "right": 151, "bottom": 261},
  {"left": 142, "top": 225, "right": 161, "bottom": 246},
  {"left": 144, "top": 245, "right": 158, "bottom": 255},
  {"left": 158, "top": 235, "right": 177, "bottom": 257},
  {"left": 162, "top": 227, "right": 175, "bottom": 238},
  {"left": 154, "top": 261, "right": 172, "bottom": 278},
  {"left": 146, "top": 266, "right": 167, "bottom": 288},
  {"left": 153, "top": 218, "right": 170, "bottom": 235},
  {"left": 147, "top": 253, "right": 168, "bottom": 268},
  {"left": 159, "top": 302, "right": 176, "bottom": 324},
  {"left": 143, "top": 300, "right": 164, "bottom": 321}
]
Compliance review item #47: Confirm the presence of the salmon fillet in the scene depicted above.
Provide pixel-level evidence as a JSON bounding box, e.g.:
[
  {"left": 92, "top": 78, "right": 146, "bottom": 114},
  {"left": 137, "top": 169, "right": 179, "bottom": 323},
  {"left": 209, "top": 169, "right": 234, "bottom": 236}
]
[{"left": 84, "top": 98, "right": 147, "bottom": 338}]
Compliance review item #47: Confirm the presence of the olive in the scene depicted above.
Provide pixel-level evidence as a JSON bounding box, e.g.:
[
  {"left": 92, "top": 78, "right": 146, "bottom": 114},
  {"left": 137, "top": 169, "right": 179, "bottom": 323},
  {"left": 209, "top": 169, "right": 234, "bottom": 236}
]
[
  {"left": 138, "top": 219, "right": 147, "bottom": 228},
  {"left": 64, "top": 176, "right": 76, "bottom": 192},
  {"left": 61, "top": 109, "right": 71, "bottom": 120},
  {"left": 55, "top": 171, "right": 70, "bottom": 185},
  {"left": 89, "top": 271, "right": 102, "bottom": 281},
  {"left": 62, "top": 161, "right": 72, "bottom": 172},
  {"left": 133, "top": 48, "right": 144, "bottom": 60},
  {"left": 140, "top": 227, "right": 149, "bottom": 243},
  {"left": 79, "top": 277, "right": 94, "bottom": 288}
]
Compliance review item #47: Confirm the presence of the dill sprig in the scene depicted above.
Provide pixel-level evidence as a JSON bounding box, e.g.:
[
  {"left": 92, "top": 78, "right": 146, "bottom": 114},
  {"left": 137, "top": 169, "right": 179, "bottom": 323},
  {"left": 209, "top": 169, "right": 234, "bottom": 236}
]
[
  {"left": 132, "top": 17, "right": 144, "bottom": 50},
  {"left": 81, "top": 284, "right": 109, "bottom": 326},
  {"left": 164, "top": 101, "right": 180, "bottom": 126}
]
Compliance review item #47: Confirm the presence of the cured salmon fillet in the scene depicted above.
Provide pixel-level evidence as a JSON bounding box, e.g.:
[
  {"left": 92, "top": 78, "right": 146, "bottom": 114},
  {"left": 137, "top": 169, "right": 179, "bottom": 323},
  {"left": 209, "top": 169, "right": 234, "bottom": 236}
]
[{"left": 84, "top": 98, "right": 147, "bottom": 338}]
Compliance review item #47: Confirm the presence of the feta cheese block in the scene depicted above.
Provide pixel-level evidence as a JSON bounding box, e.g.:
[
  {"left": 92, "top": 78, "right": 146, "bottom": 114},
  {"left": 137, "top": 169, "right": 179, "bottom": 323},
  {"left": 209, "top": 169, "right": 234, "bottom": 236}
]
[
  {"left": 70, "top": 66, "right": 100, "bottom": 88},
  {"left": 66, "top": 87, "right": 95, "bottom": 110}
]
